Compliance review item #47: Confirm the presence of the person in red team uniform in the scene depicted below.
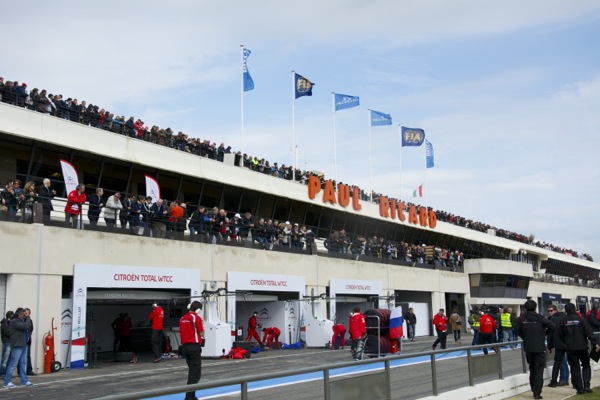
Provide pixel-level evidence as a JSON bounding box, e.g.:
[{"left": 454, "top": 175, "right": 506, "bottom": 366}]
[
  {"left": 331, "top": 323, "right": 347, "bottom": 349},
  {"left": 261, "top": 327, "right": 281, "bottom": 349},
  {"left": 479, "top": 307, "right": 498, "bottom": 355},
  {"left": 349, "top": 307, "right": 366, "bottom": 360},
  {"left": 148, "top": 303, "right": 164, "bottom": 362},
  {"left": 432, "top": 309, "right": 448, "bottom": 350},
  {"left": 64, "top": 184, "right": 86, "bottom": 228},
  {"left": 246, "top": 311, "right": 263, "bottom": 347},
  {"left": 179, "top": 301, "right": 204, "bottom": 400}
]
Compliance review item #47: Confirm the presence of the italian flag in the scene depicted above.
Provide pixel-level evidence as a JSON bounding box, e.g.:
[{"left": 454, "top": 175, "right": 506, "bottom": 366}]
[{"left": 413, "top": 184, "right": 423, "bottom": 198}]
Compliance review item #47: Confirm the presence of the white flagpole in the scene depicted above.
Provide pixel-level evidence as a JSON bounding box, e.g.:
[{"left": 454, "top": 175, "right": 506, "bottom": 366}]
[
  {"left": 240, "top": 45, "right": 245, "bottom": 156},
  {"left": 368, "top": 109, "right": 373, "bottom": 201},
  {"left": 332, "top": 92, "right": 338, "bottom": 183},
  {"left": 291, "top": 71, "right": 296, "bottom": 181},
  {"left": 424, "top": 140, "right": 428, "bottom": 213},
  {"left": 398, "top": 125, "right": 403, "bottom": 202}
]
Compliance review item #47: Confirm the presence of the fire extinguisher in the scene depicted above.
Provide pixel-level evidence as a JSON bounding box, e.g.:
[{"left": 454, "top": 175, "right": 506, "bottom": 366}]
[
  {"left": 166, "top": 336, "right": 172, "bottom": 354},
  {"left": 43, "top": 318, "right": 57, "bottom": 374}
]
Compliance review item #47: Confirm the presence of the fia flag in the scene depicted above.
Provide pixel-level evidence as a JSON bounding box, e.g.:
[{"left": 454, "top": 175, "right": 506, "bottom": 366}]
[
  {"left": 389, "top": 306, "right": 404, "bottom": 339},
  {"left": 334, "top": 93, "right": 360, "bottom": 111},
  {"left": 60, "top": 159, "right": 79, "bottom": 194},
  {"left": 370, "top": 110, "right": 392, "bottom": 126},
  {"left": 145, "top": 175, "right": 160, "bottom": 203},
  {"left": 294, "top": 73, "right": 314, "bottom": 98},
  {"left": 426, "top": 140, "right": 435, "bottom": 168},
  {"left": 242, "top": 48, "right": 254, "bottom": 92},
  {"left": 401, "top": 126, "right": 425, "bottom": 147}
]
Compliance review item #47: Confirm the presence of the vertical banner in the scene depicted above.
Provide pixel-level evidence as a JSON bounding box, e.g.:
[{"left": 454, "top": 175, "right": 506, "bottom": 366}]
[
  {"left": 60, "top": 159, "right": 79, "bottom": 194},
  {"left": 60, "top": 298, "right": 73, "bottom": 369},
  {"left": 145, "top": 175, "right": 160, "bottom": 202}
]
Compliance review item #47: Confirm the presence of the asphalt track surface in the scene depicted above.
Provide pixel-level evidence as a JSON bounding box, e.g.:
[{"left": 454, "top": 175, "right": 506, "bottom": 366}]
[{"left": 1, "top": 338, "right": 525, "bottom": 400}]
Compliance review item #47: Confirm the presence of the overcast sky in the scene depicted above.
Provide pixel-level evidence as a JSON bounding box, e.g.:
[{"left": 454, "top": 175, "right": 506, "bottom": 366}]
[{"left": 3, "top": 1, "right": 599, "bottom": 260}]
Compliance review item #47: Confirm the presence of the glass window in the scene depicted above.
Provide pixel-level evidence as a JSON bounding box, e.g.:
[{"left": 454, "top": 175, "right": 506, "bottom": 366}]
[
  {"left": 99, "top": 159, "right": 130, "bottom": 195},
  {"left": 200, "top": 183, "right": 223, "bottom": 209},
  {"left": 223, "top": 186, "right": 243, "bottom": 214},
  {"left": 288, "top": 201, "right": 307, "bottom": 226},
  {"left": 318, "top": 207, "right": 336, "bottom": 238},
  {"left": 156, "top": 171, "right": 180, "bottom": 202},
  {"left": 26, "top": 142, "right": 70, "bottom": 189},
  {"left": 129, "top": 168, "right": 156, "bottom": 197},
  {"left": 256, "top": 193, "right": 275, "bottom": 220},
  {"left": 304, "top": 204, "right": 321, "bottom": 234},
  {"left": 180, "top": 179, "right": 202, "bottom": 209},
  {"left": 71, "top": 152, "right": 102, "bottom": 188},
  {"left": 273, "top": 197, "right": 292, "bottom": 222},
  {"left": 239, "top": 189, "right": 259, "bottom": 215}
]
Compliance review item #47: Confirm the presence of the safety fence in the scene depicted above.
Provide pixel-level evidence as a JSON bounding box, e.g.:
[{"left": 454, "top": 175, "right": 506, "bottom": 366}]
[{"left": 93, "top": 341, "right": 526, "bottom": 400}]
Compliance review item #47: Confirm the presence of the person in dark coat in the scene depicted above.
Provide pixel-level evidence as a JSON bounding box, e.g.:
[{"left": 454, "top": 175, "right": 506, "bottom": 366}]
[
  {"left": 514, "top": 300, "right": 555, "bottom": 400},
  {"left": 87, "top": 188, "right": 104, "bottom": 227},
  {"left": 559, "top": 303, "right": 600, "bottom": 395},
  {"left": 37, "top": 178, "right": 56, "bottom": 224},
  {"left": 546, "top": 303, "right": 569, "bottom": 387}
]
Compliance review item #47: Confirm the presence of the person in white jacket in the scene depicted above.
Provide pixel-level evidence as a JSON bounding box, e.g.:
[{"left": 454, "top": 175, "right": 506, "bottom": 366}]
[{"left": 104, "top": 192, "right": 123, "bottom": 229}]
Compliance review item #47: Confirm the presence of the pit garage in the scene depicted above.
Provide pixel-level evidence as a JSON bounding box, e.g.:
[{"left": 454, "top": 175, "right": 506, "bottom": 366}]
[
  {"left": 69, "top": 264, "right": 201, "bottom": 369},
  {"left": 329, "top": 279, "right": 384, "bottom": 332},
  {"left": 227, "top": 271, "right": 306, "bottom": 346}
]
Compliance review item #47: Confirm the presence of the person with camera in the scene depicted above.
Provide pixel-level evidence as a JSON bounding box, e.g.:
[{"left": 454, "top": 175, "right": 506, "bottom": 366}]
[{"left": 179, "top": 301, "right": 204, "bottom": 400}]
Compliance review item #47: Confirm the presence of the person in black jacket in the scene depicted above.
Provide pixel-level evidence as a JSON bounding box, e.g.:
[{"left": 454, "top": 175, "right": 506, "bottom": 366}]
[
  {"left": 514, "top": 300, "right": 555, "bottom": 400},
  {"left": 559, "top": 303, "right": 600, "bottom": 395},
  {"left": 546, "top": 304, "right": 569, "bottom": 387},
  {"left": 0, "top": 311, "right": 14, "bottom": 376}
]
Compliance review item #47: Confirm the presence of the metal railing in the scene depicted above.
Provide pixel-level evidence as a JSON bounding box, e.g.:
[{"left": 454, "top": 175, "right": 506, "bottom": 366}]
[{"left": 93, "top": 341, "right": 525, "bottom": 400}]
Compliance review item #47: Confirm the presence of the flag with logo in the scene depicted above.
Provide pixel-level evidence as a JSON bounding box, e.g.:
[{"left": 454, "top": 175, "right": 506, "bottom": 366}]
[
  {"left": 401, "top": 126, "right": 425, "bottom": 147},
  {"left": 294, "top": 73, "right": 314, "bottom": 99},
  {"left": 60, "top": 159, "right": 79, "bottom": 194},
  {"left": 370, "top": 110, "right": 392, "bottom": 126},
  {"left": 242, "top": 48, "right": 254, "bottom": 92},
  {"left": 389, "top": 306, "right": 404, "bottom": 339},
  {"left": 334, "top": 93, "right": 360, "bottom": 111},
  {"left": 426, "top": 140, "right": 434, "bottom": 168},
  {"left": 145, "top": 175, "right": 161, "bottom": 203}
]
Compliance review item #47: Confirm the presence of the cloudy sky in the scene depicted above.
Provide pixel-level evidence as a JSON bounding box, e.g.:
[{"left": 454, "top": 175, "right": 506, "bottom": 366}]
[{"left": 4, "top": 1, "right": 600, "bottom": 260}]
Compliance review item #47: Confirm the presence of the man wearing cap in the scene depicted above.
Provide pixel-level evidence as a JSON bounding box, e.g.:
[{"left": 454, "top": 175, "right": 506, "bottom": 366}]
[
  {"left": 149, "top": 303, "right": 164, "bottom": 363},
  {"left": 515, "top": 300, "right": 555, "bottom": 400},
  {"left": 3, "top": 308, "right": 34, "bottom": 388},
  {"left": 479, "top": 307, "right": 498, "bottom": 355},
  {"left": 179, "top": 301, "right": 204, "bottom": 400},
  {"left": 559, "top": 302, "right": 600, "bottom": 394},
  {"left": 104, "top": 192, "right": 123, "bottom": 229}
]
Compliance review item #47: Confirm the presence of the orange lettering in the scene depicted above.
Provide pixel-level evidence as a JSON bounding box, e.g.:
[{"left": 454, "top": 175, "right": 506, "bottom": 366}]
[
  {"left": 419, "top": 207, "right": 428, "bottom": 227},
  {"left": 379, "top": 196, "right": 389, "bottom": 218},
  {"left": 337, "top": 184, "right": 350, "bottom": 207},
  {"left": 308, "top": 175, "right": 321, "bottom": 199},
  {"left": 390, "top": 199, "right": 397, "bottom": 220},
  {"left": 428, "top": 210, "right": 437, "bottom": 228},
  {"left": 398, "top": 202, "right": 406, "bottom": 222},
  {"left": 323, "top": 180, "right": 337, "bottom": 205},
  {"left": 352, "top": 187, "right": 362, "bottom": 211},
  {"left": 408, "top": 205, "right": 418, "bottom": 225}
]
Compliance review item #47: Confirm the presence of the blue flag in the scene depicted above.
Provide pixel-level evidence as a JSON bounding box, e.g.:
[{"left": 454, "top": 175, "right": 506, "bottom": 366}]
[
  {"left": 243, "top": 48, "right": 254, "bottom": 92},
  {"left": 370, "top": 110, "right": 392, "bottom": 126},
  {"left": 426, "top": 140, "right": 434, "bottom": 168},
  {"left": 294, "top": 73, "right": 314, "bottom": 99},
  {"left": 334, "top": 93, "right": 360, "bottom": 111},
  {"left": 401, "top": 126, "right": 425, "bottom": 147}
]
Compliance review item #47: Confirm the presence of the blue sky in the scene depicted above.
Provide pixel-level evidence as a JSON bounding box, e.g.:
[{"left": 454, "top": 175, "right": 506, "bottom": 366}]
[{"left": 3, "top": 0, "right": 600, "bottom": 260}]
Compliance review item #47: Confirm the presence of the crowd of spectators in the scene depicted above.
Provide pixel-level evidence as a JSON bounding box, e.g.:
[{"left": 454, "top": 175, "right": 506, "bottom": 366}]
[{"left": 0, "top": 76, "right": 593, "bottom": 262}]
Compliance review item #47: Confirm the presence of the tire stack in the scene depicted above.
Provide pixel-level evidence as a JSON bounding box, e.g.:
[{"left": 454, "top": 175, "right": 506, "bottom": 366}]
[{"left": 363, "top": 308, "right": 392, "bottom": 355}]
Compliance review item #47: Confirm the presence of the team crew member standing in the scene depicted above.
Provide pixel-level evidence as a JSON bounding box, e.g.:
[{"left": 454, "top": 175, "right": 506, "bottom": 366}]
[
  {"left": 246, "top": 311, "right": 263, "bottom": 347},
  {"left": 432, "top": 309, "right": 448, "bottom": 350},
  {"left": 331, "top": 323, "right": 347, "bottom": 349},
  {"left": 559, "top": 303, "right": 600, "bottom": 395},
  {"left": 515, "top": 300, "right": 555, "bottom": 400},
  {"left": 479, "top": 308, "right": 498, "bottom": 355},
  {"left": 261, "top": 327, "right": 281, "bottom": 349},
  {"left": 149, "top": 303, "right": 164, "bottom": 363},
  {"left": 349, "top": 307, "right": 366, "bottom": 361},
  {"left": 179, "top": 301, "right": 204, "bottom": 400},
  {"left": 546, "top": 304, "right": 569, "bottom": 387}
]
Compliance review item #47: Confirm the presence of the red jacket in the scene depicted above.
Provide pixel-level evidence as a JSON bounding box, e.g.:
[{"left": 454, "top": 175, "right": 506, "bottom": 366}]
[
  {"left": 64, "top": 189, "right": 87, "bottom": 215},
  {"left": 248, "top": 315, "right": 258, "bottom": 329},
  {"left": 262, "top": 327, "right": 280, "bottom": 342},
  {"left": 179, "top": 311, "right": 204, "bottom": 345},
  {"left": 479, "top": 314, "right": 496, "bottom": 334},
  {"left": 149, "top": 306, "right": 164, "bottom": 330},
  {"left": 169, "top": 205, "right": 184, "bottom": 223},
  {"left": 433, "top": 313, "right": 448, "bottom": 332},
  {"left": 349, "top": 312, "right": 366, "bottom": 340}
]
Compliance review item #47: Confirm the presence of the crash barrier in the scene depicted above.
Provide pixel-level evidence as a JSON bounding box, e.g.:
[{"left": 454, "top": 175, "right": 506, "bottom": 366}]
[{"left": 93, "top": 340, "right": 525, "bottom": 400}]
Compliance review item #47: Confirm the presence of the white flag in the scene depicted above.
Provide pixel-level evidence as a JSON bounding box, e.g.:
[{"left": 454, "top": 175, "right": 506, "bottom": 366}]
[
  {"left": 145, "top": 175, "right": 160, "bottom": 203},
  {"left": 60, "top": 159, "right": 79, "bottom": 194}
]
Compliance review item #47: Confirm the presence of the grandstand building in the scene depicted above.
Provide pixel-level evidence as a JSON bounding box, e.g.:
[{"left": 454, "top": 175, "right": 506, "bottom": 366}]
[{"left": 0, "top": 101, "right": 599, "bottom": 372}]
